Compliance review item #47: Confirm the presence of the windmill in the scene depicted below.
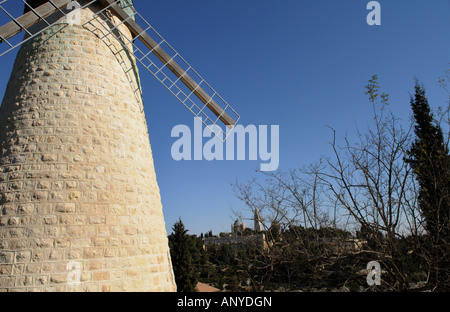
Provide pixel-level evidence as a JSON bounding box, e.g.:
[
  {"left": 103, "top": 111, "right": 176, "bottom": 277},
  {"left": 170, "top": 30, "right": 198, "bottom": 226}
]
[{"left": 0, "top": 0, "right": 239, "bottom": 292}]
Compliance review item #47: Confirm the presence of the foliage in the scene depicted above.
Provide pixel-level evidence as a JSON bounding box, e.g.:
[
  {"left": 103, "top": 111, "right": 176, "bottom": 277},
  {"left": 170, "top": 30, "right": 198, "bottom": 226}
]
[
  {"left": 172, "top": 75, "right": 449, "bottom": 292},
  {"left": 168, "top": 218, "right": 198, "bottom": 292},
  {"left": 406, "top": 82, "right": 450, "bottom": 290}
]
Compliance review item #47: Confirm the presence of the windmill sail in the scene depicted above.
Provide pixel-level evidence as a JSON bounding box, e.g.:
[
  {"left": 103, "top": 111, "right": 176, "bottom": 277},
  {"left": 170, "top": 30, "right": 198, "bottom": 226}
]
[
  {"left": 0, "top": 0, "right": 240, "bottom": 141},
  {"left": 0, "top": 0, "right": 73, "bottom": 52},
  {"left": 0, "top": 0, "right": 71, "bottom": 43}
]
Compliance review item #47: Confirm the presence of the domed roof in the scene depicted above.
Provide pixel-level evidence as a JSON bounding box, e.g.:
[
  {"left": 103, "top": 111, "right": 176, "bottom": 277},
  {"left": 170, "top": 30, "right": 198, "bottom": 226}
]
[{"left": 234, "top": 219, "right": 243, "bottom": 226}]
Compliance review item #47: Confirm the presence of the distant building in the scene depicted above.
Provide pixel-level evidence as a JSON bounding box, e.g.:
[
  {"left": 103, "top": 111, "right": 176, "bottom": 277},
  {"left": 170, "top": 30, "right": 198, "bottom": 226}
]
[
  {"left": 320, "top": 238, "right": 367, "bottom": 253},
  {"left": 203, "top": 233, "right": 268, "bottom": 251},
  {"left": 231, "top": 219, "right": 246, "bottom": 235},
  {"left": 203, "top": 214, "right": 268, "bottom": 251},
  {"left": 254, "top": 209, "right": 262, "bottom": 233},
  {"left": 342, "top": 238, "right": 366, "bottom": 252}
]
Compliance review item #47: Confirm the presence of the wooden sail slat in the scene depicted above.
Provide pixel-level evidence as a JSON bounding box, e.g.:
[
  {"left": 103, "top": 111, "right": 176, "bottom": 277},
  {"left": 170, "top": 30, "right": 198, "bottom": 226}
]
[
  {"left": 0, "top": 0, "right": 71, "bottom": 42},
  {"left": 97, "top": 0, "right": 236, "bottom": 127}
]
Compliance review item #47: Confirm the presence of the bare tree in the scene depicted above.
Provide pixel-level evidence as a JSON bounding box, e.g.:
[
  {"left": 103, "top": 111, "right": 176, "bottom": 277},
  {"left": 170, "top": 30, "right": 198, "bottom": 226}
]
[
  {"left": 232, "top": 76, "right": 434, "bottom": 291},
  {"left": 313, "top": 76, "right": 436, "bottom": 290},
  {"left": 232, "top": 165, "right": 357, "bottom": 291}
]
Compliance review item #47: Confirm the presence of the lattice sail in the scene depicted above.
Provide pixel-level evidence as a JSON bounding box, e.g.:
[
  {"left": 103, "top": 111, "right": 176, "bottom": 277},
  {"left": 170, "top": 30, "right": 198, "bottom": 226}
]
[{"left": 0, "top": 0, "right": 240, "bottom": 141}]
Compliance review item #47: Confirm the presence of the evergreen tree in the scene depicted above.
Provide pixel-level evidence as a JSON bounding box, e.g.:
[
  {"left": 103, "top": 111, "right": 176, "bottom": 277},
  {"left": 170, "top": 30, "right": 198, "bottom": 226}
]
[
  {"left": 407, "top": 82, "right": 450, "bottom": 289},
  {"left": 168, "top": 218, "right": 198, "bottom": 292}
]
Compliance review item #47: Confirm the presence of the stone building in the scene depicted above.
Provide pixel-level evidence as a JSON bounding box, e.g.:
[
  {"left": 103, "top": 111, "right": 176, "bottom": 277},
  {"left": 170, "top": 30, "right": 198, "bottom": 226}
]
[
  {"left": 204, "top": 212, "right": 268, "bottom": 251},
  {"left": 231, "top": 219, "right": 246, "bottom": 235},
  {"left": 0, "top": 0, "right": 176, "bottom": 292},
  {"left": 202, "top": 233, "right": 268, "bottom": 252},
  {"left": 253, "top": 208, "right": 262, "bottom": 233}
]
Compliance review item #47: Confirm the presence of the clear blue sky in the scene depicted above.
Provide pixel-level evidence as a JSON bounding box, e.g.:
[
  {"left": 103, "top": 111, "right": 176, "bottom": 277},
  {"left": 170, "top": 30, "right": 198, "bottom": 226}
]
[{"left": 0, "top": 1, "right": 449, "bottom": 235}]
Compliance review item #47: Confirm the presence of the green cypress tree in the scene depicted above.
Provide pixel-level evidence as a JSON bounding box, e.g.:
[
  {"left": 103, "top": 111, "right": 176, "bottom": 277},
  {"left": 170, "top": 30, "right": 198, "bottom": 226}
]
[
  {"left": 168, "top": 218, "right": 198, "bottom": 292},
  {"left": 407, "top": 82, "right": 450, "bottom": 289}
]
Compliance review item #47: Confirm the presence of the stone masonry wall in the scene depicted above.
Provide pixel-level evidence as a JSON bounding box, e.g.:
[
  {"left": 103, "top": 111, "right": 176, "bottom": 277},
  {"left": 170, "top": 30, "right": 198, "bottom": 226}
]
[{"left": 0, "top": 2, "right": 176, "bottom": 292}]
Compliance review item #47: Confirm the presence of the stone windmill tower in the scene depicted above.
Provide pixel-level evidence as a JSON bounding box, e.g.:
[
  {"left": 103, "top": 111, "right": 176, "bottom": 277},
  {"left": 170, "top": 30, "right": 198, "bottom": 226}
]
[{"left": 0, "top": 0, "right": 239, "bottom": 292}]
